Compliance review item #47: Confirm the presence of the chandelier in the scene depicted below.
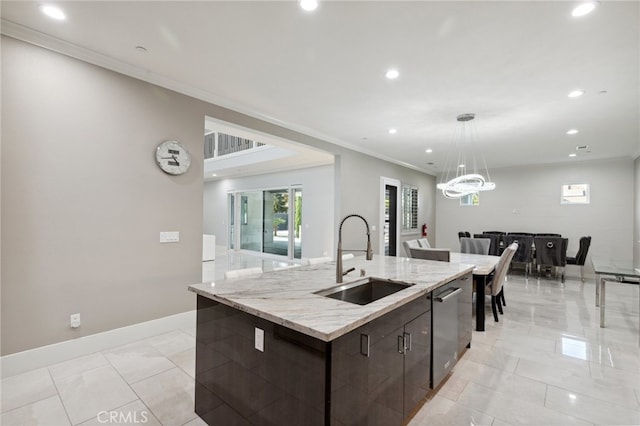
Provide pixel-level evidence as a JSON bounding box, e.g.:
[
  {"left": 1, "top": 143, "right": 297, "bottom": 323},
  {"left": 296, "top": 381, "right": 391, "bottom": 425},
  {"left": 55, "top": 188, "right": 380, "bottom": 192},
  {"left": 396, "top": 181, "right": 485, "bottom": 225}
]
[{"left": 436, "top": 113, "right": 496, "bottom": 199}]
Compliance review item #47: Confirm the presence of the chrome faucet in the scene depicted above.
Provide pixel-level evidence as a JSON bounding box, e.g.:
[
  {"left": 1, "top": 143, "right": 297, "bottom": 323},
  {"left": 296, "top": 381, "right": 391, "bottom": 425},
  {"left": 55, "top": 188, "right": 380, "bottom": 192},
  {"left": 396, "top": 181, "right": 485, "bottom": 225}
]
[{"left": 336, "top": 214, "right": 373, "bottom": 283}]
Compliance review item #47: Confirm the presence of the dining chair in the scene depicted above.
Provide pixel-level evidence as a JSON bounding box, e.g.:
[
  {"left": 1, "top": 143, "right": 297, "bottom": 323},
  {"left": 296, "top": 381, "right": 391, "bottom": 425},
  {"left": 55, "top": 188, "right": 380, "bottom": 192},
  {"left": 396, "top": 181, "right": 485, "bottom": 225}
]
[
  {"left": 417, "top": 238, "right": 431, "bottom": 248},
  {"left": 534, "top": 236, "right": 568, "bottom": 282},
  {"left": 305, "top": 256, "right": 333, "bottom": 265},
  {"left": 566, "top": 236, "right": 591, "bottom": 281},
  {"left": 460, "top": 237, "right": 491, "bottom": 255},
  {"left": 504, "top": 234, "right": 534, "bottom": 278},
  {"left": 535, "top": 233, "right": 562, "bottom": 237},
  {"left": 409, "top": 247, "right": 451, "bottom": 262},
  {"left": 403, "top": 239, "right": 422, "bottom": 257},
  {"left": 458, "top": 231, "right": 471, "bottom": 240},
  {"left": 224, "top": 267, "right": 263, "bottom": 280},
  {"left": 474, "top": 233, "right": 502, "bottom": 256},
  {"left": 485, "top": 242, "right": 518, "bottom": 322}
]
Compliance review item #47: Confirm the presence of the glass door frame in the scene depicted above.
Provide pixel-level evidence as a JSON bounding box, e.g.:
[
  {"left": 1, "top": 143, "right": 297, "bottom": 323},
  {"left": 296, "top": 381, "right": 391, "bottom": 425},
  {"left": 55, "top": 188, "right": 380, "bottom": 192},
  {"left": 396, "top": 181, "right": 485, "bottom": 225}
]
[{"left": 227, "top": 185, "right": 302, "bottom": 260}]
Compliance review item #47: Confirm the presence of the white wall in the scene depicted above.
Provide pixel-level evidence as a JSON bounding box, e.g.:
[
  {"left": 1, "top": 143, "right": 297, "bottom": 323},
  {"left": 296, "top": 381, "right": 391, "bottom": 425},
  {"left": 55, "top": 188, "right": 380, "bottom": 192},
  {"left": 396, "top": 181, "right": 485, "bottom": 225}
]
[
  {"left": 436, "top": 158, "right": 634, "bottom": 278},
  {"left": 204, "top": 165, "right": 335, "bottom": 259}
]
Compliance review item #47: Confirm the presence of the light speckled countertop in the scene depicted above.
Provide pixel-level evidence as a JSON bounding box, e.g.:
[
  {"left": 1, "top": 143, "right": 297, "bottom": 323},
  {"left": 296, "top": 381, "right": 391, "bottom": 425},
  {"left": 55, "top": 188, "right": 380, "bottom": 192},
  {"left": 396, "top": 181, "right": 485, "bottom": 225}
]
[{"left": 189, "top": 256, "right": 475, "bottom": 342}]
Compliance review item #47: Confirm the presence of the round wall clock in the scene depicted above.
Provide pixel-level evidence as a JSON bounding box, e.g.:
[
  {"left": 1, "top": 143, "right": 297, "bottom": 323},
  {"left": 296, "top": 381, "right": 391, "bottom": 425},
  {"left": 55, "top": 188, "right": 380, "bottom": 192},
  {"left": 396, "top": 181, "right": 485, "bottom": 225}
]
[{"left": 155, "top": 140, "right": 191, "bottom": 175}]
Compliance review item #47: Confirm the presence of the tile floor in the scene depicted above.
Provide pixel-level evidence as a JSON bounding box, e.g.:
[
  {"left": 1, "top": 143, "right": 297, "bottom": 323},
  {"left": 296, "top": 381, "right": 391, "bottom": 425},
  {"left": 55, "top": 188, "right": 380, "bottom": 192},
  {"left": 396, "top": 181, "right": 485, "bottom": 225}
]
[{"left": 2, "top": 251, "right": 639, "bottom": 426}]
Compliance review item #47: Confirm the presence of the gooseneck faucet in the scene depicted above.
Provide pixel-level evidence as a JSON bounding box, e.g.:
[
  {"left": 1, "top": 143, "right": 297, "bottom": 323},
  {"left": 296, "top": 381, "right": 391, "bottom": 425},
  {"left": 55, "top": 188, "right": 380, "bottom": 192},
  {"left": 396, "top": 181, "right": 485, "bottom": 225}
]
[{"left": 336, "top": 214, "right": 373, "bottom": 283}]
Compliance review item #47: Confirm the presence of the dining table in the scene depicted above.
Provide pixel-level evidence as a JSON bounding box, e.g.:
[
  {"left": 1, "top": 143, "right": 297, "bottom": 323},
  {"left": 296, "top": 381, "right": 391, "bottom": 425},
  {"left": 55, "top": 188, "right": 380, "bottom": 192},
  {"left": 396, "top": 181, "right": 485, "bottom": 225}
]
[
  {"left": 450, "top": 252, "right": 501, "bottom": 332},
  {"left": 591, "top": 257, "right": 640, "bottom": 344}
]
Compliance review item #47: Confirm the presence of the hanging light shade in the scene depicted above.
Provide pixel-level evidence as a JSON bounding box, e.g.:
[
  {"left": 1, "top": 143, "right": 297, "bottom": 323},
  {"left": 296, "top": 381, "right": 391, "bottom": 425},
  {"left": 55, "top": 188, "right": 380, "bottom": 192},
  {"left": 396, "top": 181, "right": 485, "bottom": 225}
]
[{"left": 436, "top": 113, "right": 496, "bottom": 198}]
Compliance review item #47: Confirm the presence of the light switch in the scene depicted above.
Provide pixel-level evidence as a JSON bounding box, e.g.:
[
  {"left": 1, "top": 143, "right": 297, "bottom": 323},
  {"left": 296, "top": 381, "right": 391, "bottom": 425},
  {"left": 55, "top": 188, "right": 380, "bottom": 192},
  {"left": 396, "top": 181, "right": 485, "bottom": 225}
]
[
  {"left": 255, "top": 327, "right": 264, "bottom": 352},
  {"left": 160, "top": 231, "right": 179, "bottom": 243}
]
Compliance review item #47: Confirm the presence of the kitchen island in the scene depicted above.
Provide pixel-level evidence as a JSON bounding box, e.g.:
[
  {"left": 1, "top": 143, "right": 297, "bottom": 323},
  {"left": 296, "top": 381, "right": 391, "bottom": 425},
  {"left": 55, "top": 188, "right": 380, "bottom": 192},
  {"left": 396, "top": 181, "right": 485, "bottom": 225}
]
[{"left": 189, "top": 256, "right": 475, "bottom": 425}]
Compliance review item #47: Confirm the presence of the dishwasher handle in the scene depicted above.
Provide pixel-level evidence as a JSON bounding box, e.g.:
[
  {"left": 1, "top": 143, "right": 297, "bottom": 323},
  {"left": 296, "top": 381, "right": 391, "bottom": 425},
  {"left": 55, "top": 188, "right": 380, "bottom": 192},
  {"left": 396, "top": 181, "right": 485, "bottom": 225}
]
[{"left": 434, "top": 287, "right": 462, "bottom": 303}]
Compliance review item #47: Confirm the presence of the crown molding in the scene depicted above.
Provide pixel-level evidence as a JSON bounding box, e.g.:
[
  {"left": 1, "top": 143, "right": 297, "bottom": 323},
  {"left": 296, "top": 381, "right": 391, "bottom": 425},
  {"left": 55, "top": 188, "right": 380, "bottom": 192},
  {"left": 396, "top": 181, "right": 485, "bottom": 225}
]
[{"left": 1, "top": 19, "right": 432, "bottom": 176}]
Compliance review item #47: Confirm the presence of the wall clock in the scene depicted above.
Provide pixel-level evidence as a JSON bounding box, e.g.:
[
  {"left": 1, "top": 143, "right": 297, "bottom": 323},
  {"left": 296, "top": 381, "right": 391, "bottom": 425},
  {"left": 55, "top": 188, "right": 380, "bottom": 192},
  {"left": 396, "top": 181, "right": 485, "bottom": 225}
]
[{"left": 155, "top": 140, "right": 191, "bottom": 175}]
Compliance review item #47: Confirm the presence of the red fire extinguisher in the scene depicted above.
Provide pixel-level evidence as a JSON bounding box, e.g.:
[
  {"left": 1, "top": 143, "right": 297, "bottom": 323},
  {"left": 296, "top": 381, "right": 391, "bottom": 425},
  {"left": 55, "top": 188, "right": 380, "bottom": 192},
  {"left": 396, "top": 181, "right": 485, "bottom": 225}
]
[{"left": 422, "top": 224, "right": 428, "bottom": 237}]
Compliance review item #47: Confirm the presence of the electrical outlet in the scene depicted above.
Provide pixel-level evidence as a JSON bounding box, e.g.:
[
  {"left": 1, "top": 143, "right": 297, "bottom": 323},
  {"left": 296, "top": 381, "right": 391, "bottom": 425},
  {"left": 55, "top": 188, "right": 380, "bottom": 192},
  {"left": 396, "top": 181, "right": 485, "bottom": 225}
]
[
  {"left": 159, "top": 231, "right": 180, "bottom": 243},
  {"left": 70, "top": 313, "right": 81, "bottom": 328},
  {"left": 255, "top": 327, "right": 264, "bottom": 352}
]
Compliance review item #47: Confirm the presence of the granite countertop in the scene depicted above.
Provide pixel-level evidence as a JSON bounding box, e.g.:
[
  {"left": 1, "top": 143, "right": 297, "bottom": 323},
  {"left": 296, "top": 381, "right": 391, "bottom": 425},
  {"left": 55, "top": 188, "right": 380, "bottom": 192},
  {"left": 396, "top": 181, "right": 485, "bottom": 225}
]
[{"left": 189, "top": 256, "right": 475, "bottom": 342}]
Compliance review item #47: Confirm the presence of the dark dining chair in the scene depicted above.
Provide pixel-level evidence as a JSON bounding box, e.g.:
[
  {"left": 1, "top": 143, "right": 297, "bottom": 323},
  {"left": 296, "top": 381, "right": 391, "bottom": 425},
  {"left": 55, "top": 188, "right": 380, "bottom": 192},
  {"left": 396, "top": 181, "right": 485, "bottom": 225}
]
[
  {"left": 566, "top": 236, "right": 591, "bottom": 282},
  {"left": 458, "top": 231, "right": 471, "bottom": 240},
  {"left": 534, "top": 236, "right": 568, "bottom": 283},
  {"left": 504, "top": 234, "right": 534, "bottom": 278},
  {"left": 508, "top": 232, "right": 534, "bottom": 236},
  {"left": 474, "top": 233, "right": 502, "bottom": 256},
  {"left": 535, "top": 233, "right": 562, "bottom": 237},
  {"left": 460, "top": 237, "right": 491, "bottom": 255}
]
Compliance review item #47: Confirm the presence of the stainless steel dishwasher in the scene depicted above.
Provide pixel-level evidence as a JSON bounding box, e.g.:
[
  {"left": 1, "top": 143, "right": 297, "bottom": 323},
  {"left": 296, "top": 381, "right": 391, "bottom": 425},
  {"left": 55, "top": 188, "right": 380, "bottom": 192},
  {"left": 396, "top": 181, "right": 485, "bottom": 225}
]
[{"left": 431, "top": 281, "right": 462, "bottom": 388}]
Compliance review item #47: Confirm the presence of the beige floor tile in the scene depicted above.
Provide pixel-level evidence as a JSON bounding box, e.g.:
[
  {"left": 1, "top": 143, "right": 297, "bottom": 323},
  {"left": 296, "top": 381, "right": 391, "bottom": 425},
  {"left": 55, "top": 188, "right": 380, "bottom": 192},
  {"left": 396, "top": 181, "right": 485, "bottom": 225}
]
[
  {"left": 48, "top": 353, "right": 109, "bottom": 382},
  {"left": 168, "top": 347, "right": 196, "bottom": 378},
  {"left": 0, "top": 395, "right": 70, "bottom": 426},
  {"left": 456, "top": 381, "right": 591, "bottom": 425},
  {"left": 130, "top": 368, "right": 196, "bottom": 426},
  {"left": 146, "top": 330, "right": 195, "bottom": 357},
  {"left": 104, "top": 341, "right": 175, "bottom": 384},
  {"left": 545, "top": 385, "right": 640, "bottom": 425},
  {"left": 0, "top": 368, "right": 57, "bottom": 413},
  {"left": 55, "top": 365, "right": 137, "bottom": 425}
]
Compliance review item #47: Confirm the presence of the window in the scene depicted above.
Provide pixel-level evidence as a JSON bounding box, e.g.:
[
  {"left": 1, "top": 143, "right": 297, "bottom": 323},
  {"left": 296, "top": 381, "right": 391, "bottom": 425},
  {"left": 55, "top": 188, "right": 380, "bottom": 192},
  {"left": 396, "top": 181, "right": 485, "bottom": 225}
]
[
  {"left": 561, "top": 183, "right": 589, "bottom": 204},
  {"left": 460, "top": 192, "right": 479, "bottom": 206},
  {"left": 402, "top": 184, "right": 418, "bottom": 232}
]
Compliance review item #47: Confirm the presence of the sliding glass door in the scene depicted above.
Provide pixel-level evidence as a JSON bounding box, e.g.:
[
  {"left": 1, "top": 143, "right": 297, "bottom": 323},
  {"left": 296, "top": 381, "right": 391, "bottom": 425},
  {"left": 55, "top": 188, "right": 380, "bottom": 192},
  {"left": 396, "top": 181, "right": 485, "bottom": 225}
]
[{"left": 228, "top": 186, "right": 302, "bottom": 260}]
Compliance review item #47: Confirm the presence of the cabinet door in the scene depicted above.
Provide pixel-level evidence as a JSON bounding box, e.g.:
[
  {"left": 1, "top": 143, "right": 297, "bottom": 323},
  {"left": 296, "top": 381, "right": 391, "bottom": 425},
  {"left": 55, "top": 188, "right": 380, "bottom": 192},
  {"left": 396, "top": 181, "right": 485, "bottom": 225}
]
[
  {"left": 457, "top": 272, "right": 473, "bottom": 356},
  {"left": 403, "top": 311, "right": 431, "bottom": 418}
]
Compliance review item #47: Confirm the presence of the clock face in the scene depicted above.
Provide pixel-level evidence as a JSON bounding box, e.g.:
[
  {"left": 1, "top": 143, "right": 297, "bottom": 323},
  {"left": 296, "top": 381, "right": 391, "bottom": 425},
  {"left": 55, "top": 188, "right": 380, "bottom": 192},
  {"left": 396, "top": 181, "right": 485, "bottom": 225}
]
[{"left": 155, "top": 140, "right": 191, "bottom": 175}]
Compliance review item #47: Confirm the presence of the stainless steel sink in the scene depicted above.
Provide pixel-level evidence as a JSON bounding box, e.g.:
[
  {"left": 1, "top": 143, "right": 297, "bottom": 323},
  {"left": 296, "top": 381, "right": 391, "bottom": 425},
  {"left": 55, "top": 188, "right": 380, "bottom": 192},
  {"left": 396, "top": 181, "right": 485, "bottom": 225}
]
[{"left": 314, "top": 277, "right": 414, "bottom": 305}]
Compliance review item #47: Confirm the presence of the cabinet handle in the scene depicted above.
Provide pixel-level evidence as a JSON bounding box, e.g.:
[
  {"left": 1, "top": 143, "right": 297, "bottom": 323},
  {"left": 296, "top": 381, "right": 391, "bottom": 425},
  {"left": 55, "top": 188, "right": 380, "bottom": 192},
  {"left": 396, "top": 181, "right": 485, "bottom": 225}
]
[
  {"left": 459, "top": 276, "right": 470, "bottom": 281},
  {"left": 435, "top": 287, "right": 462, "bottom": 303},
  {"left": 397, "top": 335, "right": 405, "bottom": 354},
  {"left": 404, "top": 332, "right": 412, "bottom": 352},
  {"left": 360, "top": 334, "right": 370, "bottom": 357}
]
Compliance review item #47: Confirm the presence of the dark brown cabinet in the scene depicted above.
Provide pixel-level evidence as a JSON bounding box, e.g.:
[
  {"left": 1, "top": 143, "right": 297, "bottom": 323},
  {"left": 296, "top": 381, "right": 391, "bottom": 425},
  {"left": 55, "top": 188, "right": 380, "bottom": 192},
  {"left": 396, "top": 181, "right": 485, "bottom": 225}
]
[
  {"left": 194, "top": 291, "right": 436, "bottom": 425},
  {"left": 330, "top": 295, "right": 431, "bottom": 425}
]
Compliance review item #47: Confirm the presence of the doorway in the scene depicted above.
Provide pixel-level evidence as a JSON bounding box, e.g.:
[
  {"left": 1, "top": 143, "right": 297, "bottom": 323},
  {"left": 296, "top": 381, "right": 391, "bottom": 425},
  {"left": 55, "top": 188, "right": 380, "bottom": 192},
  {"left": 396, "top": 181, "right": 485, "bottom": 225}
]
[
  {"left": 380, "top": 177, "right": 401, "bottom": 257},
  {"left": 228, "top": 186, "right": 302, "bottom": 260}
]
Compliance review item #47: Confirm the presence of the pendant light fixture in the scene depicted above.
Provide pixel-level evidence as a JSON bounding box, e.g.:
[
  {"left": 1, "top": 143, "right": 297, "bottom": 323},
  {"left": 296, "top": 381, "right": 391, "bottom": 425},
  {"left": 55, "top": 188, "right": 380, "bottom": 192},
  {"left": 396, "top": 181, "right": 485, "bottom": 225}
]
[{"left": 436, "top": 113, "right": 496, "bottom": 199}]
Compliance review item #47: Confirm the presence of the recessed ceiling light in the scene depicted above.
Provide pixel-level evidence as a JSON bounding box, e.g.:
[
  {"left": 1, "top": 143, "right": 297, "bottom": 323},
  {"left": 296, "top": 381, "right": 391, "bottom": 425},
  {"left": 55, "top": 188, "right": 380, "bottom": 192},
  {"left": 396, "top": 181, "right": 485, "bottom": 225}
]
[
  {"left": 572, "top": 2, "right": 597, "bottom": 17},
  {"left": 568, "top": 90, "right": 585, "bottom": 98},
  {"left": 566, "top": 129, "right": 579, "bottom": 135},
  {"left": 299, "top": 0, "right": 318, "bottom": 11},
  {"left": 38, "top": 4, "right": 66, "bottom": 20},
  {"left": 388, "top": 128, "right": 397, "bottom": 134},
  {"left": 569, "top": 153, "right": 577, "bottom": 157},
  {"left": 425, "top": 149, "right": 433, "bottom": 153},
  {"left": 385, "top": 69, "right": 399, "bottom": 80},
  {"left": 458, "top": 164, "right": 465, "bottom": 168},
  {"left": 211, "top": 173, "right": 217, "bottom": 177}
]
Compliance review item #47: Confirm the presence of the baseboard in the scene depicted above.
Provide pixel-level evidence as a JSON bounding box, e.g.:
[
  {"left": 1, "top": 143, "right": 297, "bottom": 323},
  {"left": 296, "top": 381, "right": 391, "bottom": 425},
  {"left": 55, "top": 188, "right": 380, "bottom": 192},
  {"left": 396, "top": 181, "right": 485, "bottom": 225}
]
[{"left": 0, "top": 310, "right": 196, "bottom": 379}]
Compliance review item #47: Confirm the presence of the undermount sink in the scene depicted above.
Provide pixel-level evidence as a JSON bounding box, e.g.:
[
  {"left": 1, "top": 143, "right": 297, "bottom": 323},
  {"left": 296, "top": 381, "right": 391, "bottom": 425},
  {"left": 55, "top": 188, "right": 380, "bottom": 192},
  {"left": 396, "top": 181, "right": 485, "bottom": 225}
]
[{"left": 314, "top": 277, "right": 414, "bottom": 305}]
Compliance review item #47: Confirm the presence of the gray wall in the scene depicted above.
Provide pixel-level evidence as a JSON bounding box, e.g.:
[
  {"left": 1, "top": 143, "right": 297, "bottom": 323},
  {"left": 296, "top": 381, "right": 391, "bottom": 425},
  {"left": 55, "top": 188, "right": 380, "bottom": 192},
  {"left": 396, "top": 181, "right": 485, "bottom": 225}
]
[
  {"left": 2, "top": 36, "right": 436, "bottom": 355},
  {"left": 635, "top": 156, "right": 640, "bottom": 267},
  {"left": 204, "top": 165, "right": 335, "bottom": 258},
  {"left": 1, "top": 37, "right": 204, "bottom": 355},
  {"left": 337, "top": 151, "right": 436, "bottom": 256},
  {"left": 436, "top": 158, "right": 634, "bottom": 278}
]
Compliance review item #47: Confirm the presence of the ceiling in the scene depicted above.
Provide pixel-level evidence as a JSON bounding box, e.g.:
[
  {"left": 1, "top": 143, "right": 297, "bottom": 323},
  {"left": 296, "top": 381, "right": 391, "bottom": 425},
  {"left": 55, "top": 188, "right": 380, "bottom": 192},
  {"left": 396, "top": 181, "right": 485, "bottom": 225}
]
[{"left": 2, "top": 1, "right": 639, "bottom": 177}]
